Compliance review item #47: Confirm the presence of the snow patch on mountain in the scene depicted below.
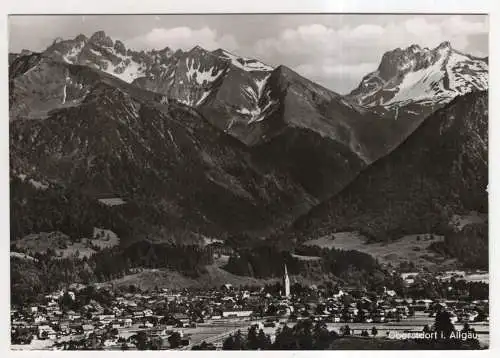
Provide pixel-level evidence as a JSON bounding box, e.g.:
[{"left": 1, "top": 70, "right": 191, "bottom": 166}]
[
  {"left": 61, "top": 70, "right": 71, "bottom": 104},
  {"left": 100, "top": 58, "right": 143, "bottom": 83},
  {"left": 89, "top": 48, "right": 102, "bottom": 57},
  {"left": 116, "top": 61, "right": 143, "bottom": 83},
  {"left": 17, "top": 173, "right": 49, "bottom": 190},
  {"left": 29, "top": 179, "right": 49, "bottom": 190},
  {"left": 62, "top": 42, "right": 85, "bottom": 63},
  {"left": 185, "top": 58, "right": 225, "bottom": 85},
  {"left": 217, "top": 50, "right": 273, "bottom": 72},
  {"left": 236, "top": 74, "right": 277, "bottom": 123},
  {"left": 347, "top": 42, "right": 488, "bottom": 109},
  {"left": 196, "top": 90, "right": 211, "bottom": 106},
  {"left": 62, "top": 84, "right": 67, "bottom": 105},
  {"left": 385, "top": 54, "right": 448, "bottom": 106},
  {"left": 446, "top": 52, "right": 488, "bottom": 94},
  {"left": 385, "top": 50, "right": 487, "bottom": 107},
  {"left": 62, "top": 84, "right": 67, "bottom": 104},
  {"left": 178, "top": 94, "right": 196, "bottom": 107},
  {"left": 167, "top": 129, "right": 180, "bottom": 155}
]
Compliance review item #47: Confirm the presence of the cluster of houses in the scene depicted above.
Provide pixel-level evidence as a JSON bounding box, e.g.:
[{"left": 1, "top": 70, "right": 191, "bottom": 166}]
[
  {"left": 11, "top": 284, "right": 266, "bottom": 349},
  {"left": 11, "top": 280, "right": 489, "bottom": 350}
]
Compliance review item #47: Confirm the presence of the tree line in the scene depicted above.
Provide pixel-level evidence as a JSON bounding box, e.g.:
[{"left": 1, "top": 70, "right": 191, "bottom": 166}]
[
  {"left": 11, "top": 240, "right": 214, "bottom": 307},
  {"left": 224, "top": 243, "right": 404, "bottom": 291}
]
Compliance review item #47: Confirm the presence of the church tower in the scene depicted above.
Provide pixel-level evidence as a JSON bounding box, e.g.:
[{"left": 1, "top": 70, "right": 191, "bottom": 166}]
[{"left": 283, "top": 264, "right": 290, "bottom": 298}]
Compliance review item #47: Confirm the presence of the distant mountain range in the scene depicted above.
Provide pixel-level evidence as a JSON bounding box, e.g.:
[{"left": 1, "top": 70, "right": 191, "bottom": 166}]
[{"left": 9, "top": 31, "right": 488, "bottom": 246}]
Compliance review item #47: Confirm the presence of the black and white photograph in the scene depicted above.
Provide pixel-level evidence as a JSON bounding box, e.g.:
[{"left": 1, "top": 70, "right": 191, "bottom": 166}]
[{"left": 7, "top": 9, "right": 490, "bottom": 351}]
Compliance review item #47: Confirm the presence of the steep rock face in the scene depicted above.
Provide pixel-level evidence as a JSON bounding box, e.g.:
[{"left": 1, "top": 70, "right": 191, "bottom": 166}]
[
  {"left": 348, "top": 42, "right": 488, "bottom": 108},
  {"left": 133, "top": 48, "right": 274, "bottom": 110},
  {"left": 43, "top": 31, "right": 174, "bottom": 84},
  {"left": 9, "top": 51, "right": 41, "bottom": 78},
  {"left": 199, "top": 63, "right": 395, "bottom": 162},
  {"left": 344, "top": 42, "right": 488, "bottom": 154},
  {"left": 163, "top": 47, "right": 231, "bottom": 107},
  {"left": 292, "top": 91, "right": 488, "bottom": 241}
]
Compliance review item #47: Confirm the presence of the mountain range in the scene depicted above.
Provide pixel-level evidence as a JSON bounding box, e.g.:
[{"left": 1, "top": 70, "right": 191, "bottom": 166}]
[
  {"left": 292, "top": 90, "right": 488, "bottom": 242},
  {"left": 348, "top": 41, "right": 488, "bottom": 108},
  {"left": 9, "top": 31, "right": 488, "bottom": 250},
  {"left": 346, "top": 41, "right": 488, "bottom": 151}
]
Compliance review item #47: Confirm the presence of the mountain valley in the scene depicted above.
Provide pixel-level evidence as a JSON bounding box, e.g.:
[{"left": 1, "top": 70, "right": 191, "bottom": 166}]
[{"left": 9, "top": 32, "right": 489, "bottom": 270}]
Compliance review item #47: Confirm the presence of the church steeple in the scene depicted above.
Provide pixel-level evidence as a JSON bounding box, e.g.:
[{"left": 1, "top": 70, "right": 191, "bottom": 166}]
[{"left": 283, "top": 264, "right": 290, "bottom": 298}]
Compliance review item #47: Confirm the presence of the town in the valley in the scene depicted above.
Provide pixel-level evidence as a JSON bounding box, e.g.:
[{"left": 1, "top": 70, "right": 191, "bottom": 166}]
[
  {"left": 11, "top": 265, "right": 489, "bottom": 350},
  {"left": 8, "top": 13, "right": 489, "bottom": 352}
]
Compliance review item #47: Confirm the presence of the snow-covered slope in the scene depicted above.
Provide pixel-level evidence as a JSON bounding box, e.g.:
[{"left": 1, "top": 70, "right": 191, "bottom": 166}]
[
  {"left": 347, "top": 42, "right": 488, "bottom": 108},
  {"left": 44, "top": 31, "right": 174, "bottom": 84},
  {"left": 212, "top": 49, "right": 273, "bottom": 72},
  {"left": 11, "top": 31, "right": 407, "bottom": 163},
  {"left": 132, "top": 45, "right": 277, "bottom": 121},
  {"left": 43, "top": 31, "right": 278, "bottom": 115}
]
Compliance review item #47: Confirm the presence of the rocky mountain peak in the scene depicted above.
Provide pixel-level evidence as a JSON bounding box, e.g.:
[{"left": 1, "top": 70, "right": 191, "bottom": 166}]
[
  {"left": 436, "top": 40, "right": 452, "bottom": 50},
  {"left": 347, "top": 41, "right": 488, "bottom": 109},
  {"left": 74, "top": 34, "right": 88, "bottom": 43},
  {"left": 19, "top": 49, "right": 33, "bottom": 56},
  {"left": 190, "top": 45, "right": 205, "bottom": 52},
  {"left": 378, "top": 44, "right": 427, "bottom": 80},
  {"left": 9, "top": 30, "right": 489, "bottom": 248},
  {"left": 186, "top": 45, "right": 215, "bottom": 60},
  {"left": 211, "top": 48, "right": 226, "bottom": 56},
  {"left": 89, "top": 30, "right": 114, "bottom": 47},
  {"left": 153, "top": 46, "right": 173, "bottom": 56},
  {"left": 408, "top": 44, "right": 422, "bottom": 52},
  {"left": 114, "top": 40, "right": 127, "bottom": 55}
]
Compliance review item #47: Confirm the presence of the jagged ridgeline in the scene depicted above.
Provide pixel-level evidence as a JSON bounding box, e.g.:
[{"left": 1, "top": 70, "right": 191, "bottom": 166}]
[
  {"left": 10, "top": 31, "right": 488, "bottom": 280},
  {"left": 10, "top": 31, "right": 388, "bottom": 242}
]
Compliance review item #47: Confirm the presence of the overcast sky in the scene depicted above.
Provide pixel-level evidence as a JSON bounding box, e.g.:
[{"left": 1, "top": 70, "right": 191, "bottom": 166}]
[{"left": 9, "top": 14, "right": 488, "bottom": 94}]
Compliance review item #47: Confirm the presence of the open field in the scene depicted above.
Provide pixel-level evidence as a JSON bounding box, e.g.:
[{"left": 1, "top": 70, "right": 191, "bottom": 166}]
[
  {"left": 302, "top": 211, "right": 487, "bottom": 271},
  {"left": 97, "top": 198, "right": 126, "bottom": 206},
  {"left": 11, "top": 338, "right": 54, "bottom": 351},
  {"left": 304, "top": 231, "right": 457, "bottom": 270},
  {"left": 463, "top": 272, "right": 489, "bottom": 283},
  {"left": 291, "top": 253, "right": 321, "bottom": 261},
  {"left": 98, "top": 266, "right": 283, "bottom": 290},
  {"left": 14, "top": 228, "right": 120, "bottom": 258},
  {"left": 98, "top": 249, "right": 324, "bottom": 290},
  {"left": 436, "top": 270, "right": 489, "bottom": 284}
]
